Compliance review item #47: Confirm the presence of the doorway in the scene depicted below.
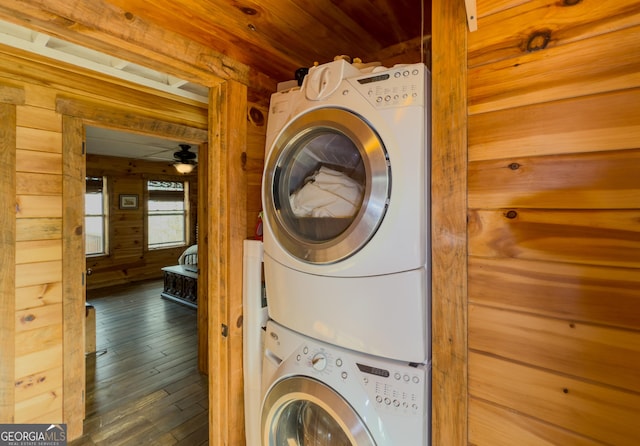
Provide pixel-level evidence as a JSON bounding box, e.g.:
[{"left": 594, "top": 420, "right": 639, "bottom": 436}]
[{"left": 61, "top": 108, "right": 209, "bottom": 438}]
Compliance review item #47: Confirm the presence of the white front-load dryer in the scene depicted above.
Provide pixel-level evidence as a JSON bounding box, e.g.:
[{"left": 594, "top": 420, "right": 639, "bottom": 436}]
[
  {"left": 261, "top": 60, "right": 431, "bottom": 362},
  {"left": 260, "top": 320, "right": 430, "bottom": 446}
]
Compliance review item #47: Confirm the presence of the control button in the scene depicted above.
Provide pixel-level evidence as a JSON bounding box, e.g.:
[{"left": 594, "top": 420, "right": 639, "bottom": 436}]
[
  {"left": 376, "top": 97, "right": 383, "bottom": 103},
  {"left": 413, "top": 376, "right": 420, "bottom": 384},
  {"left": 385, "top": 95, "right": 391, "bottom": 102},
  {"left": 296, "top": 354, "right": 301, "bottom": 361},
  {"left": 412, "top": 69, "right": 419, "bottom": 75},
  {"left": 403, "top": 401, "right": 408, "bottom": 408},
  {"left": 363, "top": 377, "right": 368, "bottom": 384},
  {"left": 376, "top": 395, "right": 382, "bottom": 403},
  {"left": 303, "top": 347, "right": 308, "bottom": 354},
  {"left": 403, "top": 374, "right": 410, "bottom": 382},
  {"left": 336, "top": 358, "right": 343, "bottom": 367},
  {"left": 403, "top": 70, "right": 409, "bottom": 77},
  {"left": 394, "top": 72, "right": 401, "bottom": 78},
  {"left": 393, "top": 400, "right": 400, "bottom": 407},
  {"left": 412, "top": 403, "right": 419, "bottom": 410},
  {"left": 384, "top": 397, "right": 391, "bottom": 405},
  {"left": 394, "top": 372, "right": 401, "bottom": 380},
  {"left": 341, "top": 371, "right": 348, "bottom": 379}
]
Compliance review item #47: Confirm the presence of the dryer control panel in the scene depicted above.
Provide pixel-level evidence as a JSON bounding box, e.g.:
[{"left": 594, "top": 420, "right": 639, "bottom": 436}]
[
  {"left": 293, "top": 343, "right": 429, "bottom": 417},
  {"left": 347, "top": 63, "right": 429, "bottom": 109},
  {"left": 356, "top": 360, "right": 428, "bottom": 416}
]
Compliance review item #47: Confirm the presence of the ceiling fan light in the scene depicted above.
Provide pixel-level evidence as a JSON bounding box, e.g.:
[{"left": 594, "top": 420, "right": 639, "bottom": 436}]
[
  {"left": 173, "top": 144, "right": 197, "bottom": 174},
  {"left": 174, "top": 161, "right": 196, "bottom": 174}
]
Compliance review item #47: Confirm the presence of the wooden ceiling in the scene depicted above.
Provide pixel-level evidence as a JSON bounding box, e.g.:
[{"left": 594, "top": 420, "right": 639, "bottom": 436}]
[
  {"left": 117, "top": 0, "right": 431, "bottom": 81},
  {"left": 0, "top": 0, "right": 431, "bottom": 85}
]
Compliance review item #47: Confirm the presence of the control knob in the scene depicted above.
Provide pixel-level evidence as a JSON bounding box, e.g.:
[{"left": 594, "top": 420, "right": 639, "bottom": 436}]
[{"left": 311, "top": 353, "right": 327, "bottom": 371}]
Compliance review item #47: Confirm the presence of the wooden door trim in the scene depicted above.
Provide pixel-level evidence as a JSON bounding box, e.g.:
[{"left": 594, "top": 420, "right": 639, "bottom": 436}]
[
  {"left": 61, "top": 115, "right": 86, "bottom": 438},
  {"left": 207, "top": 80, "right": 248, "bottom": 446},
  {"left": 55, "top": 96, "right": 208, "bottom": 143},
  {"left": 0, "top": 100, "right": 18, "bottom": 423},
  {"left": 431, "top": 0, "right": 469, "bottom": 444}
]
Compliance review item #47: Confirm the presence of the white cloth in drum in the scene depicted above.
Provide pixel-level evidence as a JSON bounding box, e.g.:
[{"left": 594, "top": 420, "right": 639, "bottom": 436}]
[{"left": 290, "top": 166, "right": 363, "bottom": 218}]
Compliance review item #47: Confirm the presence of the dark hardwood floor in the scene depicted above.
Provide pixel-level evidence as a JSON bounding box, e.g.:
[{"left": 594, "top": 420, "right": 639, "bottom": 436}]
[{"left": 70, "top": 280, "right": 208, "bottom": 446}]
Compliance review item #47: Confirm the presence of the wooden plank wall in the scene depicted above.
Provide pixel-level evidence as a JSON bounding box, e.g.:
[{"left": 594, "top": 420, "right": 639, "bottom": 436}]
[
  {"left": 467, "top": 1, "right": 640, "bottom": 444},
  {"left": 244, "top": 93, "right": 269, "bottom": 239},
  {"left": 85, "top": 154, "right": 198, "bottom": 290},
  {"left": 14, "top": 87, "right": 66, "bottom": 425}
]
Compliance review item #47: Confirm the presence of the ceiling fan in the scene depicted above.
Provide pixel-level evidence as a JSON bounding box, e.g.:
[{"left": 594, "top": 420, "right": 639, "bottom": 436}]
[{"left": 173, "top": 144, "right": 197, "bottom": 174}]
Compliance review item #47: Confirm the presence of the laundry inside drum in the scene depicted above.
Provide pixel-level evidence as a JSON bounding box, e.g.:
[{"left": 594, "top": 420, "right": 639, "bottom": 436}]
[{"left": 285, "top": 132, "right": 366, "bottom": 241}]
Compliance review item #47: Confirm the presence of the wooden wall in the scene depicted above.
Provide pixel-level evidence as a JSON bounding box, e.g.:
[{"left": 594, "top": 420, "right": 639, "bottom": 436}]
[
  {"left": 0, "top": 42, "right": 208, "bottom": 438},
  {"left": 467, "top": 1, "right": 640, "bottom": 444},
  {"left": 85, "top": 154, "right": 198, "bottom": 290},
  {"left": 11, "top": 86, "right": 66, "bottom": 426},
  {"left": 244, "top": 92, "right": 269, "bottom": 241}
]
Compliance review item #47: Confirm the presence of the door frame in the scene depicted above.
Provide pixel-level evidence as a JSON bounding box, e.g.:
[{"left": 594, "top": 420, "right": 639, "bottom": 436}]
[{"left": 60, "top": 98, "right": 209, "bottom": 437}]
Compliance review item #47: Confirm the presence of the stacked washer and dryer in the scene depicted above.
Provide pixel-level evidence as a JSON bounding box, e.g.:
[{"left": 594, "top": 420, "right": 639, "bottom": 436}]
[{"left": 253, "top": 58, "right": 431, "bottom": 445}]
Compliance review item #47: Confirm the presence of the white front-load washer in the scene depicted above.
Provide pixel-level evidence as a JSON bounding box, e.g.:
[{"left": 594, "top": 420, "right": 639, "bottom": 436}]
[
  {"left": 261, "top": 59, "right": 431, "bottom": 362},
  {"left": 260, "top": 320, "right": 430, "bottom": 446}
]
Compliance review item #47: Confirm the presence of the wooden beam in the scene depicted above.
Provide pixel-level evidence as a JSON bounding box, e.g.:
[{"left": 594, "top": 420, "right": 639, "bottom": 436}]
[
  {"left": 431, "top": 0, "right": 469, "bottom": 444},
  {"left": 56, "top": 96, "right": 208, "bottom": 142},
  {"left": 0, "top": 101, "right": 17, "bottom": 423},
  {"left": 0, "top": 0, "right": 276, "bottom": 95},
  {"left": 0, "top": 82, "right": 26, "bottom": 105},
  {"left": 208, "top": 80, "right": 248, "bottom": 446},
  {"left": 0, "top": 0, "right": 234, "bottom": 85},
  {"left": 62, "top": 115, "right": 85, "bottom": 438}
]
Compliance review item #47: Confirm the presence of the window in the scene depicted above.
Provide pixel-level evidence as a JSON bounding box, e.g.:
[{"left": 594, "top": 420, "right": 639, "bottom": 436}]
[
  {"left": 85, "top": 176, "right": 108, "bottom": 256},
  {"left": 147, "top": 180, "right": 189, "bottom": 249}
]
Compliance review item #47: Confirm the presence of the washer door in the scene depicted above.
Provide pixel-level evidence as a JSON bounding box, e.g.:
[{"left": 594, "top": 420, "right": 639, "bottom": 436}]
[
  {"left": 263, "top": 107, "right": 390, "bottom": 264},
  {"left": 262, "top": 376, "right": 376, "bottom": 446}
]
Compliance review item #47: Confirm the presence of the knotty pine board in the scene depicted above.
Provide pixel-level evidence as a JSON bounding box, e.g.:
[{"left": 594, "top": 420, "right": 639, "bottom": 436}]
[
  {"left": 469, "top": 352, "right": 640, "bottom": 445},
  {"left": 15, "top": 261, "right": 62, "bottom": 289},
  {"left": 469, "top": 88, "right": 640, "bottom": 162},
  {"left": 468, "top": 208, "right": 640, "bottom": 268},
  {"left": 16, "top": 195, "right": 62, "bottom": 219},
  {"left": 469, "top": 397, "right": 603, "bottom": 446},
  {"left": 15, "top": 282, "right": 63, "bottom": 312},
  {"left": 16, "top": 172, "right": 62, "bottom": 195},
  {"left": 468, "top": 149, "right": 640, "bottom": 209},
  {"left": 16, "top": 150, "right": 62, "bottom": 174},
  {"left": 470, "top": 0, "right": 640, "bottom": 68},
  {"left": 468, "top": 24, "right": 640, "bottom": 114},
  {"left": 16, "top": 126, "right": 62, "bottom": 153},
  {"left": 469, "top": 304, "right": 640, "bottom": 392},
  {"left": 468, "top": 257, "right": 640, "bottom": 330}
]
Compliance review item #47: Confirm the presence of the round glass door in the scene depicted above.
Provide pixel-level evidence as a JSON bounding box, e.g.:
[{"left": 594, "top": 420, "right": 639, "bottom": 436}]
[
  {"left": 263, "top": 107, "right": 390, "bottom": 264},
  {"left": 262, "top": 376, "right": 376, "bottom": 446}
]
